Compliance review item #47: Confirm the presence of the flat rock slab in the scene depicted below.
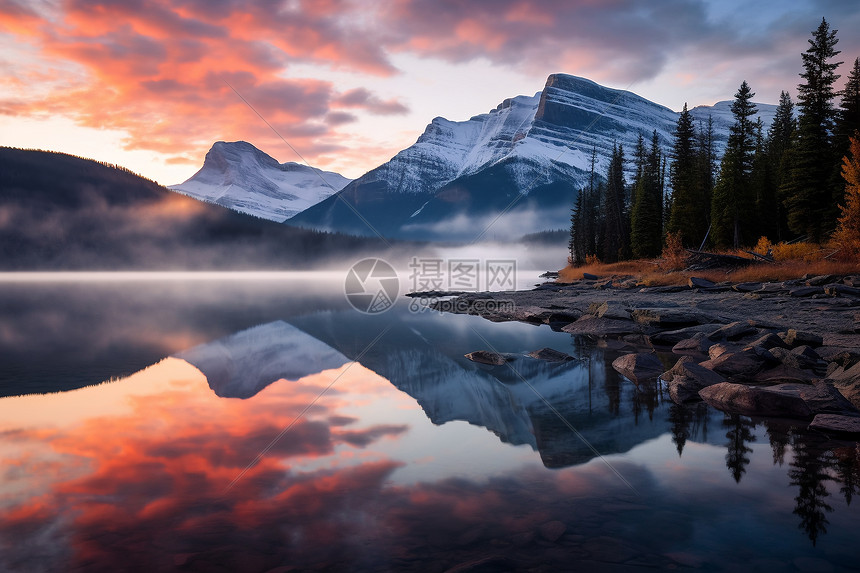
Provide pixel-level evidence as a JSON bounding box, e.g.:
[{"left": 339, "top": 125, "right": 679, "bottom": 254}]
[
  {"left": 594, "top": 301, "right": 631, "bottom": 320},
  {"left": 779, "top": 329, "right": 824, "bottom": 349},
  {"left": 753, "top": 364, "right": 817, "bottom": 385},
  {"left": 733, "top": 282, "right": 763, "bottom": 292},
  {"left": 708, "top": 321, "right": 758, "bottom": 341},
  {"left": 806, "top": 275, "right": 835, "bottom": 286},
  {"left": 562, "top": 317, "right": 642, "bottom": 336},
  {"left": 639, "top": 285, "right": 688, "bottom": 294},
  {"left": 825, "top": 284, "right": 860, "bottom": 297},
  {"left": 809, "top": 414, "right": 860, "bottom": 435},
  {"left": 528, "top": 348, "right": 576, "bottom": 362},
  {"left": 688, "top": 277, "right": 715, "bottom": 288},
  {"left": 789, "top": 286, "right": 823, "bottom": 297},
  {"left": 699, "top": 382, "right": 814, "bottom": 418},
  {"left": 630, "top": 308, "right": 720, "bottom": 328},
  {"left": 612, "top": 352, "right": 665, "bottom": 382},
  {"left": 464, "top": 351, "right": 514, "bottom": 366}
]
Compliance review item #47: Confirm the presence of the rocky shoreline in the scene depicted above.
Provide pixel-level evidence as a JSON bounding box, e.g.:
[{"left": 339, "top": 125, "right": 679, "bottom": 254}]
[{"left": 419, "top": 274, "right": 860, "bottom": 437}]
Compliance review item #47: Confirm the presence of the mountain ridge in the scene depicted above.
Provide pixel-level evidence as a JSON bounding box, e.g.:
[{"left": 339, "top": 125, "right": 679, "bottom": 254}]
[{"left": 287, "top": 74, "right": 777, "bottom": 240}]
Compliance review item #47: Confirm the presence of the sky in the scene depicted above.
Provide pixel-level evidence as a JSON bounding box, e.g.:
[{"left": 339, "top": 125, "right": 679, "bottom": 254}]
[{"left": 1, "top": 0, "right": 859, "bottom": 185}]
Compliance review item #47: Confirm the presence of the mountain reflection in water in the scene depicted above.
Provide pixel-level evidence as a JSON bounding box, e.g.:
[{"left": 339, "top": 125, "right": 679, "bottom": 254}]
[{"left": 0, "top": 279, "right": 858, "bottom": 571}]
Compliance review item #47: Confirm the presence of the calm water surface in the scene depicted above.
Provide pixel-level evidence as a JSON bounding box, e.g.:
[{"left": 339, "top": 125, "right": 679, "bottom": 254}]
[{"left": 0, "top": 275, "right": 858, "bottom": 572}]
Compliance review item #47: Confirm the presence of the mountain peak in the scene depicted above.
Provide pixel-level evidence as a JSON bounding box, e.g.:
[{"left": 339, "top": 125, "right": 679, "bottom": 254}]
[{"left": 171, "top": 141, "right": 351, "bottom": 222}]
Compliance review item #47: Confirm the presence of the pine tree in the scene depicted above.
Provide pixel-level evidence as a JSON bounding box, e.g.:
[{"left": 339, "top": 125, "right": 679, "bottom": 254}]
[
  {"left": 630, "top": 130, "right": 664, "bottom": 258},
  {"left": 783, "top": 18, "right": 842, "bottom": 242},
  {"left": 768, "top": 91, "right": 796, "bottom": 241},
  {"left": 836, "top": 57, "right": 860, "bottom": 153},
  {"left": 696, "top": 115, "right": 717, "bottom": 214},
  {"left": 667, "top": 104, "right": 707, "bottom": 247},
  {"left": 569, "top": 191, "right": 585, "bottom": 265},
  {"left": 601, "top": 144, "right": 629, "bottom": 262},
  {"left": 751, "top": 119, "right": 775, "bottom": 240},
  {"left": 711, "top": 80, "right": 759, "bottom": 248}
]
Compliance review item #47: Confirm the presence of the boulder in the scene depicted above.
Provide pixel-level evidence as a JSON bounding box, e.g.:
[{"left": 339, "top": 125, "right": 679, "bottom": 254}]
[
  {"left": 708, "top": 343, "right": 738, "bottom": 360},
  {"left": 779, "top": 329, "right": 824, "bottom": 349},
  {"left": 746, "top": 332, "right": 789, "bottom": 351},
  {"left": 582, "top": 272, "right": 599, "bottom": 280},
  {"left": 753, "top": 364, "right": 818, "bottom": 385},
  {"left": 769, "top": 346, "right": 826, "bottom": 374},
  {"left": 506, "top": 306, "right": 555, "bottom": 324},
  {"left": 797, "top": 380, "right": 860, "bottom": 416},
  {"left": 749, "top": 344, "right": 780, "bottom": 363},
  {"left": 672, "top": 332, "right": 711, "bottom": 354},
  {"left": 698, "top": 383, "right": 814, "bottom": 418},
  {"left": 809, "top": 414, "right": 860, "bottom": 435},
  {"left": 528, "top": 348, "right": 576, "bottom": 362},
  {"left": 703, "top": 348, "right": 769, "bottom": 379},
  {"left": 817, "top": 347, "right": 860, "bottom": 369},
  {"left": 612, "top": 352, "right": 665, "bottom": 383},
  {"left": 663, "top": 356, "right": 726, "bottom": 403},
  {"left": 707, "top": 321, "right": 758, "bottom": 341},
  {"left": 648, "top": 325, "right": 716, "bottom": 346},
  {"left": 465, "top": 351, "right": 513, "bottom": 366},
  {"left": 828, "top": 362, "right": 860, "bottom": 410},
  {"left": 595, "top": 301, "right": 632, "bottom": 321}
]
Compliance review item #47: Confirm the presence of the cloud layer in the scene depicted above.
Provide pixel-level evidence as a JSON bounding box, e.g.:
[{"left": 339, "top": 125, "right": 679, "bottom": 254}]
[{"left": 1, "top": 0, "right": 859, "bottom": 177}]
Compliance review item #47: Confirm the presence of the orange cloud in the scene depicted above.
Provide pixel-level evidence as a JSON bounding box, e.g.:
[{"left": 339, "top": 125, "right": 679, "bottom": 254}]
[{"left": 0, "top": 0, "right": 405, "bottom": 169}]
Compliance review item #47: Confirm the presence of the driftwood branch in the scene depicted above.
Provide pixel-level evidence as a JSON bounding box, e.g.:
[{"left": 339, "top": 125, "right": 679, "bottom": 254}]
[
  {"left": 684, "top": 249, "right": 756, "bottom": 270},
  {"left": 743, "top": 250, "right": 775, "bottom": 263}
]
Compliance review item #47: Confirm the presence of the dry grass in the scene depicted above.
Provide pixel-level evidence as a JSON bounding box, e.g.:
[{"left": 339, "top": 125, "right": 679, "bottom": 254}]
[{"left": 558, "top": 249, "right": 860, "bottom": 287}]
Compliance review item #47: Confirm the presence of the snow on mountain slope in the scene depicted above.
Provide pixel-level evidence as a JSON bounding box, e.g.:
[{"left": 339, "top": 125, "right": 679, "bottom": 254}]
[
  {"left": 289, "top": 74, "right": 778, "bottom": 240},
  {"left": 171, "top": 141, "right": 351, "bottom": 222},
  {"left": 175, "top": 320, "right": 350, "bottom": 399},
  {"left": 689, "top": 100, "right": 778, "bottom": 146}
]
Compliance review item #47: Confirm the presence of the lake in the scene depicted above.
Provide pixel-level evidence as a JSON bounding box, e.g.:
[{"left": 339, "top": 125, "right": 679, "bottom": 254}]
[{"left": 0, "top": 273, "right": 858, "bottom": 572}]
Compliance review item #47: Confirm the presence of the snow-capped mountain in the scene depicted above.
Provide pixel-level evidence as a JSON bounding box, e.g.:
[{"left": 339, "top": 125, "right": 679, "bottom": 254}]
[
  {"left": 289, "top": 74, "right": 777, "bottom": 240},
  {"left": 171, "top": 141, "right": 351, "bottom": 222}
]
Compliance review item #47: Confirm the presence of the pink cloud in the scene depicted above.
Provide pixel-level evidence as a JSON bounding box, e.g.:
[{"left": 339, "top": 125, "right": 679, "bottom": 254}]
[{"left": 0, "top": 0, "right": 405, "bottom": 166}]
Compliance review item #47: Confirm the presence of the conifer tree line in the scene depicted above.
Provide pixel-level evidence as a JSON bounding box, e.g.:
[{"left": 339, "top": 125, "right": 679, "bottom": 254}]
[{"left": 569, "top": 18, "right": 860, "bottom": 264}]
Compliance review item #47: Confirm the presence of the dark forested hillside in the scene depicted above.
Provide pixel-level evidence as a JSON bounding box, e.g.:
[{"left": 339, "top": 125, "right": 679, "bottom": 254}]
[{"left": 0, "top": 147, "right": 388, "bottom": 269}]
